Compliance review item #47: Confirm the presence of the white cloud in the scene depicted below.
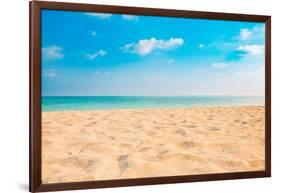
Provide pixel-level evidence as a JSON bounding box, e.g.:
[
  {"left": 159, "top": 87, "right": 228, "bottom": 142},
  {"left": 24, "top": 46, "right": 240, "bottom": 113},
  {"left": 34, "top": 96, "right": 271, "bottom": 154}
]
[
  {"left": 85, "top": 12, "right": 112, "bottom": 19},
  {"left": 42, "top": 45, "right": 64, "bottom": 60},
  {"left": 43, "top": 69, "right": 57, "bottom": 78},
  {"left": 122, "top": 15, "right": 138, "bottom": 21},
  {"left": 238, "top": 25, "right": 265, "bottom": 41},
  {"left": 236, "top": 44, "right": 264, "bottom": 55},
  {"left": 212, "top": 62, "right": 227, "bottom": 69},
  {"left": 252, "top": 25, "right": 265, "bottom": 34},
  {"left": 86, "top": 49, "right": 107, "bottom": 60},
  {"left": 120, "top": 37, "right": 184, "bottom": 55},
  {"left": 239, "top": 28, "right": 253, "bottom": 40},
  {"left": 202, "top": 25, "right": 265, "bottom": 54},
  {"left": 198, "top": 44, "right": 205, "bottom": 48},
  {"left": 91, "top": 31, "right": 97, "bottom": 36}
]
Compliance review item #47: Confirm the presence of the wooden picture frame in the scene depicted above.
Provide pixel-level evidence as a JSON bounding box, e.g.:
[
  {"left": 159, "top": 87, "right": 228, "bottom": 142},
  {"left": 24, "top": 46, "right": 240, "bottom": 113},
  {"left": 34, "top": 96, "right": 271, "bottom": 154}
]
[{"left": 30, "top": 1, "right": 271, "bottom": 192}]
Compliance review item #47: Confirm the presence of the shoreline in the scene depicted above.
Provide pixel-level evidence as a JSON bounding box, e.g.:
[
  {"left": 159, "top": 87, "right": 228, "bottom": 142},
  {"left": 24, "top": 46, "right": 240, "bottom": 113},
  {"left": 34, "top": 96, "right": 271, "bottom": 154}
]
[{"left": 42, "top": 104, "right": 265, "bottom": 113}]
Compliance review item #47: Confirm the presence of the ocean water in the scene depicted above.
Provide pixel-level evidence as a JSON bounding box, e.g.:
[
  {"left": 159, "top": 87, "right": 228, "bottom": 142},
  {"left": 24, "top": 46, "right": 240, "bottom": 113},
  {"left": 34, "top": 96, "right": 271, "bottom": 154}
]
[{"left": 42, "top": 96, "right": 265, "bottom": 112}]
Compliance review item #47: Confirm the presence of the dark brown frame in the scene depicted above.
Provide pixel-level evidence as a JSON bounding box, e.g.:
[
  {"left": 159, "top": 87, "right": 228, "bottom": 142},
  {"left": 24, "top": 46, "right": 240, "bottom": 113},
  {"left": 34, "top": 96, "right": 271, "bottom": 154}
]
[{"left": 30, "top": 1, "right": 271, "bottom": 192}]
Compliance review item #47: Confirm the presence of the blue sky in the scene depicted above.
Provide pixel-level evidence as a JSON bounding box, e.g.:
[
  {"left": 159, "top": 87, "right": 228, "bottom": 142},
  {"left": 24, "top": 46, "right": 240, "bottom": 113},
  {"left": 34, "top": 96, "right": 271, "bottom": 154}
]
[{"left": 42, "top": 9, "right": 265, "bottom": 96}]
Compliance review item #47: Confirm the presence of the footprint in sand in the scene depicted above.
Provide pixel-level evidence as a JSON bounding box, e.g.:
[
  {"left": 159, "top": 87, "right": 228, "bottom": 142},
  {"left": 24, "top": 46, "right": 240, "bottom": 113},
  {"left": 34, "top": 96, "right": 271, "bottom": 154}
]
[
  {"left": 177, "top": 141, "right": 197, "bottom": 148},
  {"left": 139, "top": 147, "right": 151, "bottom": 152},
  {"left": 118, "top": 155, "right": 129, "bottom": 172},
  {"left": 209, "top": 127, "right": 221, "bottom": 131},
  {"left": 187, "top": 125, "right": 197, "bottom": 128},
  {"left": 175, "top": 129, "right": 186, "bottom": 136},
  {"left": 159, "top": 149, "right": 169, "bottom": 155}
]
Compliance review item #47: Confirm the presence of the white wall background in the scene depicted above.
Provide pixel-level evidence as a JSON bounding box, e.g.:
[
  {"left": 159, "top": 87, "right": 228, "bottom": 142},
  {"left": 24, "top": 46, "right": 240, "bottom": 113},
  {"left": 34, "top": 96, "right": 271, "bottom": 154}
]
[{"left": 0, "top": 0, "right": 280, "bottom": 192}]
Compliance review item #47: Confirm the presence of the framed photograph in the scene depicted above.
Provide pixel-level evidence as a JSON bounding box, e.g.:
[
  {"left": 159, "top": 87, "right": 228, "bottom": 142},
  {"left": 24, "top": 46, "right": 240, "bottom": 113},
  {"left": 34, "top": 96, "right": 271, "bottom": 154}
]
[{"left": 30, "top": 1, "right": 271, "bottom": 192}]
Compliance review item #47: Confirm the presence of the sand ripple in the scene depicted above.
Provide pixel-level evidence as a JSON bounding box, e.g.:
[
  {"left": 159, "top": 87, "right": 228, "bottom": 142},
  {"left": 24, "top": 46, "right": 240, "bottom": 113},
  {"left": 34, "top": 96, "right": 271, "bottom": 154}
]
[{"left": 42, "top": 106, "right": 265, "bottom": 183}]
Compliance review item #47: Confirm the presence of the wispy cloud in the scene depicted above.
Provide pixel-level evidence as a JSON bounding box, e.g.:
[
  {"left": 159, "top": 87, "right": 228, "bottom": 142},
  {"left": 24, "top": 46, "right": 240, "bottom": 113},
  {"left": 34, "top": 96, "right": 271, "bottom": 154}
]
[
  {"left": 91, "top": 31, "right": 97, "bottom": 36},
  {"left": 42, "top": 45, "right": 64, "bottom": 60},
  {"left": 122, "top": 15, "right": 138, "bottom": 21},
  {"left": 236, "top": 25, "right": 265, "bottom": 41},
  {"left": 203, "top": 25, "right": 265, "bottom": 56},
  {"left": 86, "top": 49, "right": 107, "bottom": 60},
  {"left": 239, "top": 28, "right": 253, "bottom": 40},
  {"left": 225, "top": 43, "right": 264, "bottom": 61},
  {"left": 212, "top": 62, "right": 228, "bottom": 69},
  {"left": 43, "top": 69, "right": 57, "bottom": 78},
  {"left": 236, "top": 44, "right": 264, "bottom": 56},
  {"left": 198, "top": 43, "right": 205, "bottom": 48},
  {"left": 85, "top": 12, "right": 112, "bottom": 19},
  {"left": 120, "top": 37, "right": 184, "bottom": 55}
]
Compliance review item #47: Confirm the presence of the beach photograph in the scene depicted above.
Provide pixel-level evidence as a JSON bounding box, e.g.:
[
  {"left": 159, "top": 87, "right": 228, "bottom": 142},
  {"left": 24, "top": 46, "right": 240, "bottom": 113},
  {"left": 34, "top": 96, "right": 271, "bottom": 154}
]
[{"left": 41, "top": 10, "right": 265, "bottom": 184}]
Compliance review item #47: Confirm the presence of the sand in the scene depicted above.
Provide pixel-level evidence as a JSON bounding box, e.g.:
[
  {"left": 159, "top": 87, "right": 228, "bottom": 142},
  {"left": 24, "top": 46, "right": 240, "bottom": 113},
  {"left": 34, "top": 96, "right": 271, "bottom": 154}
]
[{"left": 42, "top": 106, "right": 265, "bottom": 184}]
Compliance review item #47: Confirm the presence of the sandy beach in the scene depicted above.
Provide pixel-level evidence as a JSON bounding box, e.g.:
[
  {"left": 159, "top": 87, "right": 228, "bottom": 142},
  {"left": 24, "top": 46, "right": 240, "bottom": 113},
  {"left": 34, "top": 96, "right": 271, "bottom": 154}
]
[{"left": 42, "top": 106, "right": 265, "bottom": 184}]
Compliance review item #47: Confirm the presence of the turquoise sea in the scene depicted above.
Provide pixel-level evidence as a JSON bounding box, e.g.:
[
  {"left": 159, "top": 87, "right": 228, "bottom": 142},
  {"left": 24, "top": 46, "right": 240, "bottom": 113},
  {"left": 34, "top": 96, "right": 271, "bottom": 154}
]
[{"left": 42, "top": 96, "right": 264, "bottom": 112}]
